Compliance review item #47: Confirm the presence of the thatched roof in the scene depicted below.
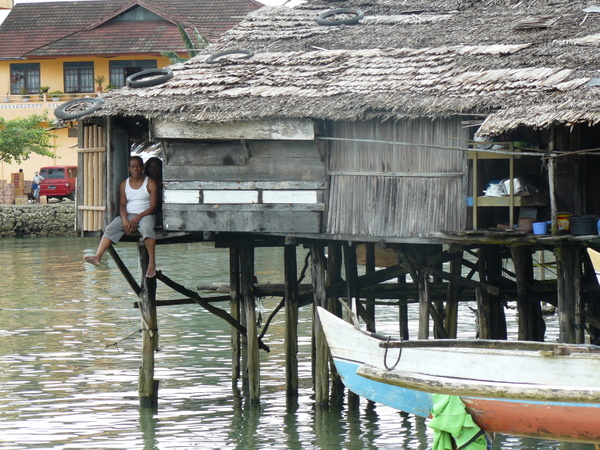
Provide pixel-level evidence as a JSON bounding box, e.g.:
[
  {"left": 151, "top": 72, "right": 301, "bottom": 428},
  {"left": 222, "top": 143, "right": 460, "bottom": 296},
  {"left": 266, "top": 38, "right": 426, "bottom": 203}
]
[{"left": 96, "top": 0, "right": 600, "bottom": 135}]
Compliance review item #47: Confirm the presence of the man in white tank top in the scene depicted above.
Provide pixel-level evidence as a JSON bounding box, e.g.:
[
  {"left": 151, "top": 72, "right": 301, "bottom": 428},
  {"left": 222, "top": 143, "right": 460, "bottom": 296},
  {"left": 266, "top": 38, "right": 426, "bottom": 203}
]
[{"left": 84, "top": 155, "right": 159, "bottom": 277}]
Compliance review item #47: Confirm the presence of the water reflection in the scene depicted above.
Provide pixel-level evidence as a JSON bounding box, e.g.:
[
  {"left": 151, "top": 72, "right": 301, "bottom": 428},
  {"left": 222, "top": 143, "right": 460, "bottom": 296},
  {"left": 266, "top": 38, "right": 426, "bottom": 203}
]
[{"left": 0, "top": 237, "right": 595, "bottom": 449}]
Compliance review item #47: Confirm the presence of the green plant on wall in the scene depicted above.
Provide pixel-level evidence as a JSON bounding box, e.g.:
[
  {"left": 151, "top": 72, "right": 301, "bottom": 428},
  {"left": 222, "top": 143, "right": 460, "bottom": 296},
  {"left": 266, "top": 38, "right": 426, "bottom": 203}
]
[{"left": 162, "top": 23, "right": 209, "bottom": 63}]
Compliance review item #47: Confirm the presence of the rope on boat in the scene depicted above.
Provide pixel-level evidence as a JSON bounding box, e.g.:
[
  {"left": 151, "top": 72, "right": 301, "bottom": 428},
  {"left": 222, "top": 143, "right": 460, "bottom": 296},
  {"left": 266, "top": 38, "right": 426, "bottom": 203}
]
[{"left": 383, "top": 336, "right": 403, "bottom": 370}]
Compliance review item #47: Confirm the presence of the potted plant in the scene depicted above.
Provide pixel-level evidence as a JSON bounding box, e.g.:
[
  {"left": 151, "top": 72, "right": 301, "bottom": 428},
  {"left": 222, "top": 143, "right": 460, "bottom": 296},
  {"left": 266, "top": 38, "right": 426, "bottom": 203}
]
[
  {"left": 49, "top": 90, "right": 63, "bottom": 101},
  {"left": 20, "top": 86, "right": 30, "bottom": 102},
  {"left": 39, "top": 86, "right": 50, "bottom": 101},
  {"left": 106, "top": 83, "right": 117, "bottom": 91},
  {"left": 94, "top": 75, "right": 105, "bottom": 95}
]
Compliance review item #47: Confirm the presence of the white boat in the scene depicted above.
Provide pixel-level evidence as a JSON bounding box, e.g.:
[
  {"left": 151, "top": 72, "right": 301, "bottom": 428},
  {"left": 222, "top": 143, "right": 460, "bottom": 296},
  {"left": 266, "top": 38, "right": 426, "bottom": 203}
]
[{"left": 316, "top": 306, "right": 600, "bottom": 444}]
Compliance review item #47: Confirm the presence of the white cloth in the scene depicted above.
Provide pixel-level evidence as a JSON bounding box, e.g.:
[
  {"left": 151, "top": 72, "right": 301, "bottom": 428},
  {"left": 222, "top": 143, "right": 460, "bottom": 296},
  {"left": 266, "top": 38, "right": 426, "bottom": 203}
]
[{"left": 125, "top": 176, "right": 150, "bottom": 214}]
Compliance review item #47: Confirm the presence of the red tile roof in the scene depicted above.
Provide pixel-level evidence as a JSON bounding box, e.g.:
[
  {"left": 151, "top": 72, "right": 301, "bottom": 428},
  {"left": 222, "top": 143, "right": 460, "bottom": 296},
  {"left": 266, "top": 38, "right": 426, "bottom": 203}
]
[{"left": 0, "top": 0, "right": 263, "bottom": 59}]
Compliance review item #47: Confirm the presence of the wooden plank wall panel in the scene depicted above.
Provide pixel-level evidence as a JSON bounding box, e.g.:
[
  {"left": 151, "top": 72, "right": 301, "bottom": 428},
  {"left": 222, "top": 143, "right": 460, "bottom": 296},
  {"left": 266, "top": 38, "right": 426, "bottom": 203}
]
[
  {"left": 163, "top": 209, "right": 322, "bottom": 233},
  {"left": 162, "top": 140, "right": 326, "bottom": 233},
  {"left": 163, "top": 141, "right": 325, "bottom": 182},
  {"left": 78, "top": 125, "right": 106, "bottom": 232},
  {"left": 326, "top": 118, "right": 468, "bottom": 237}
]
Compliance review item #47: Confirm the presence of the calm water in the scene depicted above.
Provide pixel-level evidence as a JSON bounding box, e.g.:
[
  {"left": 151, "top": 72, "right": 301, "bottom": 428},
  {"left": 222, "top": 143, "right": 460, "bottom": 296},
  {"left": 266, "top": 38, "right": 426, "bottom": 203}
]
[{"left": 0, "top": 237, "right": 594, "bottom": 449}]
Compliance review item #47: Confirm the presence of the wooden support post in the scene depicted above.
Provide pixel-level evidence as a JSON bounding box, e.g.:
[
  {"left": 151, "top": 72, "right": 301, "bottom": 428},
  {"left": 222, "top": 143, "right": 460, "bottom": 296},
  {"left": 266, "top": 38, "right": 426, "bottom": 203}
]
[
  {"left": 397, "top": 250, "right": 409, "bottom": 340},
  {"left": 342, "top": 242, "right": 360, "bottom": 408},
  {"left": 477, "top": 246, "right": 507, "bottom": 340},
  {"left": 137, "top": 244, "right": 158, "bottom": 407},
  {"left": 326, "top": 242, "right": 344, "bottom": 406},
  {"left": 240, "top": 245, "right": 260, "bottom": 401},
  {"left": 310, "top": 243, "right": 329, "bottom": 405},
  {"left": 511, "top": 246, "right": 544, "bottom": 341},
  {"left": 365, "top": 243, "right": 376, "bottom": 333},
  {"left": 558, "top": 246, "right": 578, "bottom": 343},
  {"left": 415, "top": 247, "right": 430, "bottom": 340},
  {"left": 284, "top": 243, "right": 299, "bottom": 398},
  {"left": 343, "top": 242, "right": 360, "bottom": 316},
  {"left": 574, "top": 247, "right": 585, "bottom": 344},
  {"left": 444, "top": 245, "right": 462, "bottom": 339},
  {"left": 230, "top": 247, "right": 241, "bottom": 384}
]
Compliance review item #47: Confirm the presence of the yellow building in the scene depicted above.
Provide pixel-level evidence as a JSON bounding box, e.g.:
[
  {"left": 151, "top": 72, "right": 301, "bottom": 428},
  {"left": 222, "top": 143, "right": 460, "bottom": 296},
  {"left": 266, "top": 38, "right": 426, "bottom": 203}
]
[{"left": 0, "top": 0, "right": 263, "bottom": 183}]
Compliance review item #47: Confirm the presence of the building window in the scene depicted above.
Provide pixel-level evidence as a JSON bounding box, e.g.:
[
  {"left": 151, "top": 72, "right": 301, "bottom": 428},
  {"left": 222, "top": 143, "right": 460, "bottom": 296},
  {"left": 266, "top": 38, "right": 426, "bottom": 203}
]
[
  {"left": 109, "top": 60, "right": 157, "bottom": 88},
  {"left": 64, "top": 62, "right": 94, "bottom": 93},
  {"left": 10, "top": 63, "right": 40, "bottom": 95}
]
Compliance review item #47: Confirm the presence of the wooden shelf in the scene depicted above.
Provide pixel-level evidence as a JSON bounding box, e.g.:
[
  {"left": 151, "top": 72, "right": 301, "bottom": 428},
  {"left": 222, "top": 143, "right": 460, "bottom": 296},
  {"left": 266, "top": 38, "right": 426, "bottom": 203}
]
[{"left": 475, "top": 194, "right": 549, "bottom": 208}]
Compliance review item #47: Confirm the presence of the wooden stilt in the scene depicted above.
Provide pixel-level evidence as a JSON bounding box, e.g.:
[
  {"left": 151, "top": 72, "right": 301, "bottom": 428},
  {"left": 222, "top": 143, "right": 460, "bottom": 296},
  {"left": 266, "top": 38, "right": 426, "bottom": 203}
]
[
  {"left": 558, "top": 246, "right": 578, "bottom": 343},
  {"left": 137, "top": 244, "right": 158, "bottom": 407},
  {"left": 326, "top": 242, "right": 344, "bottom": 406},
  {"left": 365, "top": 243, "right": 376, "bottom": 333},
  {"left": 574, "top": 247, "right": 585, "bottom": 344},
  {"left": 414, "top": 248, "right": 430, "bottom": 340},
  {"left": 342, "top": 242, "right": 360, "bottom": 408},
  {"left": 511, "top": 246, "right": 545, "bottom": 341},
  {"left": 477, "top": 246, "right": 507, "bottom": 340},
  {"left": 444, "top": 245, "right": 462, "bottom": 339},
  {"left": 310, "top": 242, "right": 329, "bottom": 405},
  {"left": 284, "top": 243, "right": 299, "bottom": 398},
  {"left": 240, "top": 245, "right": 259, "bottom": 401},
  {"left": 397, "top": 248, "right": 410, "bottom": 340},
  {"left": 230, "top": 247, "right": 241, "bottom": 384}
]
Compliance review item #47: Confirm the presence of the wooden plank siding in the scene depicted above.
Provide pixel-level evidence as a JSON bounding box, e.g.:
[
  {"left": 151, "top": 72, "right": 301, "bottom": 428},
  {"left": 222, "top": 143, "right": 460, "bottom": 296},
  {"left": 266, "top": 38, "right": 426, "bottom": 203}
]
[
  {"left": 162, "top": 139, "right": 326, "bottom": 233},
  {"left": 326, "top": 118, "right": 468, "bottom": 237}
]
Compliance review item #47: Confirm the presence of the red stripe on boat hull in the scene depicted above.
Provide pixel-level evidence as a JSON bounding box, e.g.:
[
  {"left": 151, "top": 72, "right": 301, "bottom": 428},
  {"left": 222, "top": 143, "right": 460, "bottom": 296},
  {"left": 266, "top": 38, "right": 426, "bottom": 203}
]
[{"left": 464, "top": 398, "right": 600, "bottom": 443}]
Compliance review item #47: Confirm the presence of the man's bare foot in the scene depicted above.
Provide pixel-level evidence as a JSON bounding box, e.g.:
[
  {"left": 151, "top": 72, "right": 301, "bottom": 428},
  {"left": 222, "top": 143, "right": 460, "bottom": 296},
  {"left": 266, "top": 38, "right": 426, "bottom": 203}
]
[
  {"left": 146, "top": 264, "right": 156, "bottom": 278},
  {"left": 84, "top": 255, "right": 101, "bottom": 267}
]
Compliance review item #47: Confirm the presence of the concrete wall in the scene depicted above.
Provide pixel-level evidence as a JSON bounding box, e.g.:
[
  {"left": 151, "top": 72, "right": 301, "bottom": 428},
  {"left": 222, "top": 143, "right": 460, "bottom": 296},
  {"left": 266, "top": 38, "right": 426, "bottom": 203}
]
[{"left": 0, "top": 203, "right": 76, "bottom": 237}]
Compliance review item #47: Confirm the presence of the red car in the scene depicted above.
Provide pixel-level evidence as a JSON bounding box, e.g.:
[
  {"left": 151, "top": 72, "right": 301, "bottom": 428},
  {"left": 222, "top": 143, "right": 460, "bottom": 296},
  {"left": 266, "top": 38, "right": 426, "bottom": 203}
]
[{"left": 39, "top": 165, "right": 78, "bottom": 200}]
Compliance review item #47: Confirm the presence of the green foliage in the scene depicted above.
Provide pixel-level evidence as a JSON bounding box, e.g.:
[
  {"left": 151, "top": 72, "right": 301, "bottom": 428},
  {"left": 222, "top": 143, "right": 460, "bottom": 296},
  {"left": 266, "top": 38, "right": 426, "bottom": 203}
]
[
  {"left": 0, "top": 114, "right": 56, "bottom": 163},
  {"left": 162, "top": 23, "right": 209, "bottom": 63}
]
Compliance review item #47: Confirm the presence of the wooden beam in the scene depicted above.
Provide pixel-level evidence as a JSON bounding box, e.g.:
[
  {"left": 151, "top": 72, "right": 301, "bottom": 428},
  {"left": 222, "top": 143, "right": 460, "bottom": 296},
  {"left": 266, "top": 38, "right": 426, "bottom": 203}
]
[
  {"left": 240, "top": 246, "right": 260, "bottom": 402},
  {"left": 310, "top": 243, "right": 329, "bottom": 405},
  {"left": 137, "top": 245, "right": 158, "bottom": 407},
  {"left": 152, "top": 118, "right": 315, "bottom": 140},
  {"left": 284, "top": 244, "right": 299, "bottom": 398}
]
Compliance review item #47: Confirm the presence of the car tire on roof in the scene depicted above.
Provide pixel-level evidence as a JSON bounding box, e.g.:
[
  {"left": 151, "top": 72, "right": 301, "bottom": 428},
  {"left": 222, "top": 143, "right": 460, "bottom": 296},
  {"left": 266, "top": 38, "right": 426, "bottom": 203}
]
[
  {"left": 316, "top": 8, "right": 364, "bottom": 26},
  {"left": 126, "top": 68, "right": 174, "bottom": 88},
  {"left": 54, "top": 97, "right": 105, "bottom": 120},
  {"left": 205, "top": 49, "right": 255, "bottom": 64}
]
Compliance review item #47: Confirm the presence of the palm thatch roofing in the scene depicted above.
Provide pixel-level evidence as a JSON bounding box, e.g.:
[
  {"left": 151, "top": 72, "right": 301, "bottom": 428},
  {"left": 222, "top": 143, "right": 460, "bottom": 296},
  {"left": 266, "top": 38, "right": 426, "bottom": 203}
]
[{"left": 96, "top": 0, "right": 600, "bottom": 136}]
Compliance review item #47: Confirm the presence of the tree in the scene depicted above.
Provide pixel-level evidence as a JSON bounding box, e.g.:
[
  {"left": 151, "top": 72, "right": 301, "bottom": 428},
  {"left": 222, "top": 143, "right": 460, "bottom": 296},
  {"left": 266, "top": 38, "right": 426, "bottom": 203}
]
[
  {"left": 0, "top": 114, "right": 56, "bottom": 163},
  {"left": 162, "top": 23, "right": 209, "bottom": 63}
]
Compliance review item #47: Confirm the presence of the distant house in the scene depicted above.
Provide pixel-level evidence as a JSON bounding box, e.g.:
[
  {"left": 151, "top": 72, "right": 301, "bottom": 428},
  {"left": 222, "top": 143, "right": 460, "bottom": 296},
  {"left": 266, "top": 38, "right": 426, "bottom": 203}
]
[{"left": 0, "top": 0, "right": 263, "bottom": 183}]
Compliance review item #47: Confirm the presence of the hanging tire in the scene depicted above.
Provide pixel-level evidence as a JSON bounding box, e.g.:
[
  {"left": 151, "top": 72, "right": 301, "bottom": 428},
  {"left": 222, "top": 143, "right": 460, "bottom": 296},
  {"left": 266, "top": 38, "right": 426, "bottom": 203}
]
[
  {"left": 316, "top": 8, "right": 364, "bottom": 26},
  {"left": 205, "top": 49, "right": 254, "bottom": 64},
  {"left": 54, "top": 97, "right": 105, "bottom": 120},
  {"left": 126, "top": 68, "right": 173, "bottom": 88}
]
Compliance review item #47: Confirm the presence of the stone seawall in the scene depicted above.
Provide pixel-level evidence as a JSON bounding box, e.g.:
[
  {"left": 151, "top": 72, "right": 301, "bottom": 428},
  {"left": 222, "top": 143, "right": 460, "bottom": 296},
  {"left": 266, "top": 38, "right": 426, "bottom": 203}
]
[{"left": 0, "top": 203, "right": 76, "bottom": 238}]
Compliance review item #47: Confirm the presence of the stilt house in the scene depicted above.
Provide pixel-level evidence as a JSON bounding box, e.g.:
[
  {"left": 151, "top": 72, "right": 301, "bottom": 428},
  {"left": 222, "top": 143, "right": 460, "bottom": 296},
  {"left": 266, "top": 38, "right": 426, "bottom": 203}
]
[{"left": 72, "top": 0, "right": 600, "bottom": 404}]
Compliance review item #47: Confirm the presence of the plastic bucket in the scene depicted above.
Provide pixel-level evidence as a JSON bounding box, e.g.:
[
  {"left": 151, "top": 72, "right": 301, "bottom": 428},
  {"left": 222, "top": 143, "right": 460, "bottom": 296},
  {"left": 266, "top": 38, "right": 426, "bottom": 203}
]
[
  {"left": 533, "top": 221, "right": 548, "bottom": 235},
  {"left": 570, "top": 215, "right": 599, "bottom": 236}
]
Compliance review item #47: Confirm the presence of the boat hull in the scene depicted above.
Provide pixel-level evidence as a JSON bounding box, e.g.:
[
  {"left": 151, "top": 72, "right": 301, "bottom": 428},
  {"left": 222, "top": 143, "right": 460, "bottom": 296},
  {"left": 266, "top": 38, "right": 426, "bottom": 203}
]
[{"left": 317, "top": 307, "right": 600, "bottom": 444}]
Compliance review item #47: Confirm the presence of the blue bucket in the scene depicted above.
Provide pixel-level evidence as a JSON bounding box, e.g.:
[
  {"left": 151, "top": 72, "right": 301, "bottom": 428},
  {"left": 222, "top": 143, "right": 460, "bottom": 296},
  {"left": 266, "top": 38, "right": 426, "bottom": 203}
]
[{"left": 533, "top": 221, "right": 548, "bottom": 235}]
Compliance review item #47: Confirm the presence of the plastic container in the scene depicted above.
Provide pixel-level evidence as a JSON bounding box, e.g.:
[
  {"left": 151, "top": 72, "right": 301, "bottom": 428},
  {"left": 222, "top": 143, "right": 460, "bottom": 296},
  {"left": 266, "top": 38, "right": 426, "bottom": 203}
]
[
  {"left": 533, "top": 221, "right": 548, "bottom": 235},
  {"left": 570, "top": 215, "right": 599, "bottom": 235},
  {"left": 557, "top": 212, "right": 571, "bottom": 232}
]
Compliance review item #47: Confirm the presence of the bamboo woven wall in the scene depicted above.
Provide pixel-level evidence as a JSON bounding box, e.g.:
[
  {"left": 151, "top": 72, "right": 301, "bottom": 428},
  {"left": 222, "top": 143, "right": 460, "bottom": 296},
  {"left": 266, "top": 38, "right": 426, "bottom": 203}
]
[
  {"left": 77, "top": 125, "right": 105, "bottom": 232},
  {"left": 326, "top": 118, "right": 467, "bottom": 237}
]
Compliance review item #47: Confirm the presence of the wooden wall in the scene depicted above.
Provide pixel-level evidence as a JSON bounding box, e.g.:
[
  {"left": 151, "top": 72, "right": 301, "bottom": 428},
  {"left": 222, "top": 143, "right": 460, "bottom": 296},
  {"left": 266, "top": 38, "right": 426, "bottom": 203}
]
[
  {"left": 326, "top": 118, "right": 468, "bottom": 237},
  {"left": 162, "top": 139, "right": 326, "bottom": 233}
]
